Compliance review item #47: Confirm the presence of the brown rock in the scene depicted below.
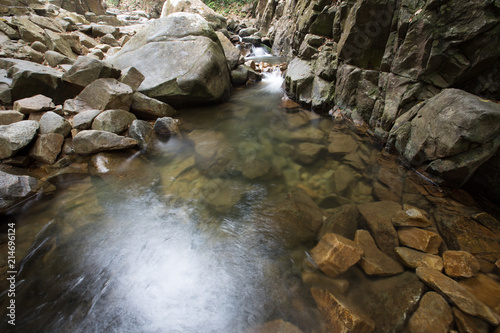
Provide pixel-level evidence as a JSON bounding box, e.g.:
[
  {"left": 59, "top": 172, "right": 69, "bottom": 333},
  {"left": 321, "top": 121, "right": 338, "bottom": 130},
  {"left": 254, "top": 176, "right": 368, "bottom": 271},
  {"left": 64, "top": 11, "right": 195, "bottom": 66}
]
[
  {"left": 310, "top": 233, "right": 364, "bottom": 278},
  {"left": 357, "top": 201, "right": 401, "bottom": 260},
  {"left": 392, "top": 205, "right": 432, "bottom": 227},
  {"left": 398, "top": 227, "right": 442, "bottom": 254},
  {"left": 395, "top": 247, "right": 444, "bottom": 271},
  {"left": 496, "top": 259, "right": 500, "bottom": 270},
  {"left": 452, "top": 307, "right": 487, "bottom": 333},
  {"left": 319, "top": 204, "right": 359, "bottom": 240},
  {"left": 0, "top": 111, "right": 24, "bottom": 125},
  {"left": 13, "top": 94, "right": 55, "bottom": 114},
  {"left": 443, "top": 251, "right": 481, "bottom": 278},
  {"left": 29, "top": 133, "right": 64, "bottom": 165},
  {"left": 416, "top": 267, "right": 499, "bottom": 325},
  {"left": 407, "top": 291, "right": 453, "bottom": 333},
  {"left": 459, "top": 274, "right": 500, "bottom": 317},
  {"left": 311, "top": 288, "right": 374, "bottom": 333},
  {"left": 244, "top": 319, "right": 303, "bottom": 333},
  {"left": 328, "top": 131, "right": 359, "bottom": 155},
  {"left": 354, "top": 230, "right": 404, "bottom": 276}
]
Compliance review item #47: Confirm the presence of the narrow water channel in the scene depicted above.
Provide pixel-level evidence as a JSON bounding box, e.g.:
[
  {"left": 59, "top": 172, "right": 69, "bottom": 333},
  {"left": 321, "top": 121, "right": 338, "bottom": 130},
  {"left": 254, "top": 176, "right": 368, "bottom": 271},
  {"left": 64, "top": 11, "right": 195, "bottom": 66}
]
[{"left": 1, "top": 65, "right": 493, "bottom": 332}]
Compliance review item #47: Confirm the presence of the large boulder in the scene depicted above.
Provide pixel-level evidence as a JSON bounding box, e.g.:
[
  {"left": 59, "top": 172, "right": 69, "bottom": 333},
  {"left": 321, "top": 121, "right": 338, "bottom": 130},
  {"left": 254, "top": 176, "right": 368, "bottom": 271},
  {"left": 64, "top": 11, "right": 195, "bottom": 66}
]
[
  {"left": 107, "top": 13, "right": 231, "bottom": 108},
  {"left": 130, "top": 92, "right": 176, "bottom": 120},
  {"left": 161, "top": 0, "right": 227, "bottom": 30},
  {"left": 62, "top": 56, "right": 121, "bottom": 88},
  {"left": 91, "top": 109, "right": 136, "bottom": 134},
  {"left": 388, "top": 89, "right": 500, "bottom": 186},
  {"left": 215, "top": 31, "right": 240, "bottom": 70},
  {"left": 0, "top": 120, "right": 39, "bottom": 159}
]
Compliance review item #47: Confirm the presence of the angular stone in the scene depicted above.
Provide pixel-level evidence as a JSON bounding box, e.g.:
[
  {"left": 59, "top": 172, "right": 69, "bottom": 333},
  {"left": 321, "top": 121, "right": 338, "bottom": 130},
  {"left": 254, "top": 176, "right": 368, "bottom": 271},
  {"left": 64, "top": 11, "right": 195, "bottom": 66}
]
[
  {"left": 452, "top": 307, "right": 486, "bottom": 333},
  {"left": 311, "top": 288, "right": 374, "bottom": 333},
  {"left": 443, "top": 251, "right": 481, "bottom": 278},
  {"left": 398, "top": 227, "right": 442, "bottom": 255},
  {"left": 0, "top": 120, "right": 39, "bottom": 159},
  {"left": 0, "top": 170, "right": 39, "bottom": 213},
  {"left": 72, "top": 130, "right": 137, "bottom": 155},
  {"left": 44, "top": 50, "right": 75, "bottom": 67},
  {"left": 118, "top": 66, "right": 144, "bottom": 91},
  {"left": 407, "top": 292, "right": 453, "bottom": 333},
  {"left": 0, "top": 58, "right": 63, "bottom": 102},
  {"left": 29, "top": 133, "right": 64, "bottom": 164},
  {"left": 62, "top": 56, "right": 121, "bottom": 88},
  {"left": 245, "top": 319, "right": 303, "bottom": 333},
  {"left": 13, "top": 94, "right": 55, "bottom": 114},
  {"left": 72, "top": 109, "right": 101, "bottom": 130},
  {"left": 12, "top": 16, "right": 45, "bottom": 43},
  {"left": 60, "top": 34, "right": 83, "bottom": 55},
  {"left": 293, "top": 142, "right": 326, "bottom": 164},
  {"left": 74, "top": 78, "right": 133, "bottom": 111},
  {"left": 416, "top": 267, "right": 499, "bottom": 325},
  {"left": 29, "top": 14, "right": 64, "bottom": 33},
  {"left": 39, "top": 111, "right": 71, "bottom": 137},
  {"left": 328, "top": 131, "right": 359, "bottom": 155},
  {"left": 392, "top": 205, "right": 432, "bottom": 227},
  {"left": 355, "top": 230, "right": 404, "bottom": 276},
  {"left": 153, "top": 117, "right": 181, "bottom": 137},
  {"left": 0, "top": 111, "right": 23, "bottom": 125},
  {"left": 129, "top": 119, "right": 153, "bottom": 149},
  {"left": 311, "top": 233, "right": 364, "bottom": 278},
  {"left": 130, "top": 92, "right": 176, "bottom": 120},
  {"left": 459, "top": 274, "right": 500, "bottom": 317},
  {"left": 71, "top": 31, "right": 99, "bottom": 49},
  {"left": 100, "top": 33, "right": 119, "bottom": 47},
  {"left": 30, "top": 41, "right": 47, "bottom": 53},
  {"left": 358, "top": 201, "right": 401, "bottom": 260},
  {"left": 44, "top": 29, "right": 76, "bottom": 59},
  {"left": 395, "top": 247, "right": 444, "bottom": 271},
  {"left": 91, "top": 24, "right": 117, "bottom": 38},
  {"left": 91, "top": 109, "right": 136, "bottom": 134}
]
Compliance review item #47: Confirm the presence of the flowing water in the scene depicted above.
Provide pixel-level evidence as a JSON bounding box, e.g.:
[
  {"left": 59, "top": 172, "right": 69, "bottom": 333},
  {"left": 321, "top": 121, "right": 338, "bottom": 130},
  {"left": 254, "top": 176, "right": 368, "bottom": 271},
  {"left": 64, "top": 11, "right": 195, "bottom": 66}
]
[{"left": 0, "top": 65, "right": 496, "bottom": 332}]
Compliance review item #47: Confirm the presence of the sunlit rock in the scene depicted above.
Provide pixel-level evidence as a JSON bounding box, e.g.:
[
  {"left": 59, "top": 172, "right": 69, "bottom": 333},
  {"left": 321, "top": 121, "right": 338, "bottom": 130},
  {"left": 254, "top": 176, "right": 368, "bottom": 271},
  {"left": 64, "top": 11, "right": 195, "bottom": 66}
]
[
  {"left": 91, "top": 109, "right": 136, "bottom": 134},
  {"left": 73, "top": 78, "right": 133, "bottom": 111},
  {"left": 397, "top": 227, "right": 442, "bottom": 255},
  {"left": 0, "top": 170, "right": 40, "bottom": 213},
  {"left": 72, "top": 109, "right": 101, "bottom": 130},
  {"left": 395, "top": 247, "right": 443, "bottom": 271},
  {"left": 161, "top": 0, "right": 227, "bottom": 30},
  {"left": 406, "top": 292, "right": 453, "bottom": 333},
  {"left": 416, "top": 267, "right": 499, "bottom": 325},
  {"left": 0, "top": 120, "right": 39, "bottom": 159},
  {"left": 311, "top": 233, "right": 363, "bottom": 278},
  {"left": 62, "top": 56, "right": 121, "bottom": 88},
  {"left": 39, "top": 111, "right": 71, "bottom": 137},
  {"left": 13, "top": 94, "right": 55, "bottom": 114},
  {"left": 73, "top": 130, "right": 137, "bottom": 155},
  {"left": 443, "top": 250, "right": 481, "bottom": 278}
]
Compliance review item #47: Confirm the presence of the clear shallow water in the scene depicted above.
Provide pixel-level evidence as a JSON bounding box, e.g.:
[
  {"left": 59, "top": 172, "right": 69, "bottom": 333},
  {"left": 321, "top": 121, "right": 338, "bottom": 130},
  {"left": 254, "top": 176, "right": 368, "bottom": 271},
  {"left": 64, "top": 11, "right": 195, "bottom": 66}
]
[{"left": 1, "top": 67, "right": 495, "bottom": 332}]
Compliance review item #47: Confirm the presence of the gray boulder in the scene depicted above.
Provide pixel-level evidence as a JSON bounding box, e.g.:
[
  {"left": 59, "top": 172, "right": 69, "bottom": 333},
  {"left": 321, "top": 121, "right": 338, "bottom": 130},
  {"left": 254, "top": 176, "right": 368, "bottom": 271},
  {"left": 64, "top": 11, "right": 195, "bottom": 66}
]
[
  {"left": 62, "top": 56, "right": 121, "bottom": 88},
  {"left": 216, "top": 31, "right": 241, "bottom": 70},
  {"left": 72, "top": 109, "right": 101, "bottom": 130},
  {"left": 239, "top": 27, "right": 258, "bottom": 37},
  {"left": 131, "top": 92, "right": 176, "bottom": 120},
  {"left": 44, "top": 50, "right": 75, "bottom": 67},
  {"left": 389, "top": 89, "right": 500, "bottom": 186},
  {"left": 0, "top": 111, "right": 24, "bottom": 125},
  {"left": 0, "top": 58, "right": 63, "bottom": 102},
  {"left": 73, "top": 78, "right": 133, "bottom": 111},
  {"left": 129, "top": 119, "right": 153, "bottom": 149},
  {"left": 29, "top": 133, "right": 64, "bottom": 164},
  {"left": 44, "top": 29, "right": 77, "bottom": 59},
  {"left": 0, "top": 120, "right": 39, "bottom": 159},
  {"left": 11, "top": 16, "right": 45, "bottom": 43},
  {"left": 100, "top": 33, "right": 119, "bottom": 47},
  {"left": 91, "top": 109, "right": 136, "bottom": 134},
  {"left": 91, "top": 24, "right": 118, "bottom": 38},
  {"left": 73, "top": 130, "right": 138, "bottom": 155},
  {"left": 161, "top": 0, "right": 227, "bottom": 30},
  {"left": 13, "top": 94, "right": 55, "bottom": 114},
  {"left": 39, "top": 111, "right": 71, "bottom": 137},
  {"left": 0, "top": 170, "right": 39, "bottom": 213},
  {"left": 107, "top": 13, "right": 231, "bottom": 108}
]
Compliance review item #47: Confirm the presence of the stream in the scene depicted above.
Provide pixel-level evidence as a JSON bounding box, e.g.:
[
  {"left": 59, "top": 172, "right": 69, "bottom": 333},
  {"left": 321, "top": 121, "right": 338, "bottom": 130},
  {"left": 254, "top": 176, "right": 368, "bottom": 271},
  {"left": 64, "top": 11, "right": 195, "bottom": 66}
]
[{"left": 0, "top": 62, "right": 496, "bottom": 332}]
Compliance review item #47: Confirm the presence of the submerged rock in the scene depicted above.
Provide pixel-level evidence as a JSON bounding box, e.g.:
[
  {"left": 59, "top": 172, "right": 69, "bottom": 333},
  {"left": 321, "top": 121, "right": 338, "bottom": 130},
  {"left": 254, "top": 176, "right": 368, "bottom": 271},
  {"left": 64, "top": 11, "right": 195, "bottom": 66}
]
[
  {"left": 108, "top": 13, "right": 231, "bottom": 108},
  {"left": 406, "top": 292, "right": 453, "bottom": 333},
  {"left": 397, "top": 227, "right": 442, "bottom": 255},
  {"left": 354, "top": 230, "right": 404, "bottom": 276},
  {"left": 311, "top": 233, "right": 364, "bottom": 278},
  {"left": 443, "top": 250, "right": 481, "bottom": 278},
  {"left": 395, "top": 247, "right": 444, "bottom": 271}
]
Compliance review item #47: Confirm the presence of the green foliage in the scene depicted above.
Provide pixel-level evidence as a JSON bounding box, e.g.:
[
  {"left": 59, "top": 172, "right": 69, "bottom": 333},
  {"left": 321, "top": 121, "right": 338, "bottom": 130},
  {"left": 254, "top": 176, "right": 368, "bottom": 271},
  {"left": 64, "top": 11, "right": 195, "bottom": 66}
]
[
  {"left": 104, "top": 0, "right": 121, "bottom": 7},
  {"left": 202, "top": 0, "right": 254, "bottom": 13}
]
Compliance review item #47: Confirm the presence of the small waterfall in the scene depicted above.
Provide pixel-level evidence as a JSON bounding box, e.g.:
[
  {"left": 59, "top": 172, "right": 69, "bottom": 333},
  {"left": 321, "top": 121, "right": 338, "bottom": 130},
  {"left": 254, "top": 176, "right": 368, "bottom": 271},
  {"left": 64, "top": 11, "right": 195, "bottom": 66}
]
[
  {"left": 245, "top": 46, "right": 272, "bottom": 60},
  {"left": 261, "top": 67, "right": 284, "bottom": 94}
]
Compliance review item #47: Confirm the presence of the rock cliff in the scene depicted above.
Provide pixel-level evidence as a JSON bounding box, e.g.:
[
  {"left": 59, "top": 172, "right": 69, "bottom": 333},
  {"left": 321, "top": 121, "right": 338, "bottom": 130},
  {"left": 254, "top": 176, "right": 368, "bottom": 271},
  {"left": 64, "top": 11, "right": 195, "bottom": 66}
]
[{"left": 256, "top": 0, "right": 500, "bottom": 203}]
